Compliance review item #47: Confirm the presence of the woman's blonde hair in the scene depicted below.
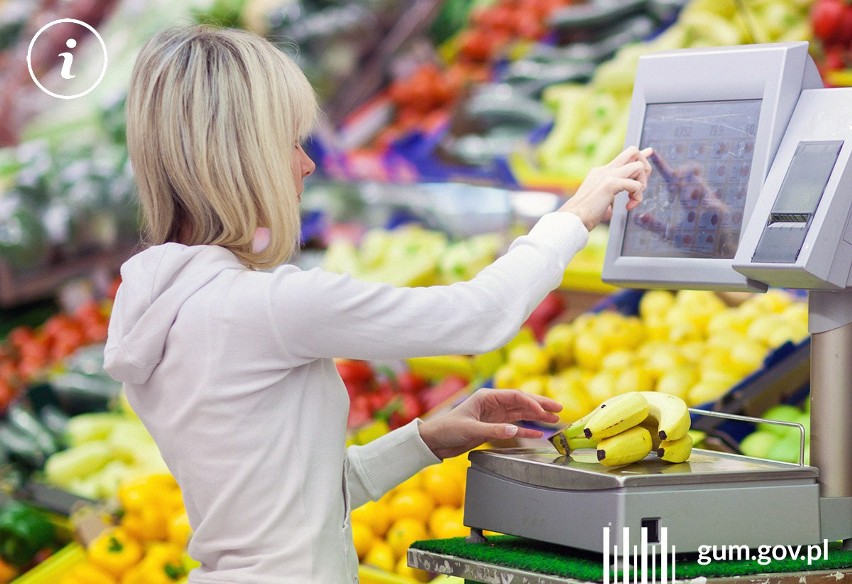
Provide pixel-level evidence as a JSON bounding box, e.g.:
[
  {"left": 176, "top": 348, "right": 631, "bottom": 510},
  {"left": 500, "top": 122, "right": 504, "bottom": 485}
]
[{"left": 126, "top": 25, "right": 317, "bottom": 269}]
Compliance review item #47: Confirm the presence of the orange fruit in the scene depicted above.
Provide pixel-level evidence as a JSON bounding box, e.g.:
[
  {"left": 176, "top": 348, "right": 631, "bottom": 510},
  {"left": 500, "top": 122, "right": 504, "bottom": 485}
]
[
  {"left": 351, "top": 500, "right": 391, "bottom": 537},
  {"left": 421, "top": 465, "right": 464, "bottom": 508},
  {"left": 386, "top": 517, "right": 429, "bottom": 559},
  {"left": 393, "top": 473, "right": 422, "bottom": 494},
  {"left": 395, "top": 554, "right": 432, "bottom": 582},
  {"left": 429, "top": 506, "right": 468, "bottom": 539},
  {"left": 363, "top": 540, "right": 396, "bottom": 572},
  {"left": 388, "top": 489, "right": 435, "bottom": 524},
  {"left": 351, "top": 521, "right": 375, "bottom": 560}
]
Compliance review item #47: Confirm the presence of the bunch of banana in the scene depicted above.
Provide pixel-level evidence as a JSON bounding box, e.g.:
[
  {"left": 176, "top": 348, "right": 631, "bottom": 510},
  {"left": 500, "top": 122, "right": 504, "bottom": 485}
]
[{"left": 549, "top": 391, "right": 693, "bottom": 467}]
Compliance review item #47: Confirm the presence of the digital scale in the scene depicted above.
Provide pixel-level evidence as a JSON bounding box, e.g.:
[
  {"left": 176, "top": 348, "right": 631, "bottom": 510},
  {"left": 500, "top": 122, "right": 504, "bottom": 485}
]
[{"left": 463, "top": 42, "right": 852, "bottom": 554}]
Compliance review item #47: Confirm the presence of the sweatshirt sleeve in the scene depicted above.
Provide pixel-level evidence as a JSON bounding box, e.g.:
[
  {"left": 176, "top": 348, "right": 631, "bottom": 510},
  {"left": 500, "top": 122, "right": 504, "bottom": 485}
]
[
  {"left": 267, "top": 211, "right": 589, "bottom": 363},
  {"left": 345, "top": 419, "right": 441, "bottom": 508}
]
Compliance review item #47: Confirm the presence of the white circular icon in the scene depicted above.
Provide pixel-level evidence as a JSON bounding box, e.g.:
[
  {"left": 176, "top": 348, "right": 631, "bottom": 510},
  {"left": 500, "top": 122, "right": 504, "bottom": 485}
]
[{"left": 27, "top": 18, "right": 108, "bottom": 100}]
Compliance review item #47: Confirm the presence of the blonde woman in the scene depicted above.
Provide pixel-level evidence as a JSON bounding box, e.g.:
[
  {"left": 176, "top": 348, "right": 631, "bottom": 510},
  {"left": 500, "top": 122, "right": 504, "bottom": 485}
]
[{"left": 105, "top": 25, "right": 652, "bottom": 584}]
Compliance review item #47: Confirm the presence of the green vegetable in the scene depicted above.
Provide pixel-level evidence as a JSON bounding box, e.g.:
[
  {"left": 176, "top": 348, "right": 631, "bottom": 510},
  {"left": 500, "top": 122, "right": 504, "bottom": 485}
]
[
  {"left": 0, "top": 500, "right": 55, "bottom": 567},
  {"left": 43, "top": 441, "right": 112, "bottom": 488},
  {"left": 0, "top": 423, "right": 45, "bottom": 469}
]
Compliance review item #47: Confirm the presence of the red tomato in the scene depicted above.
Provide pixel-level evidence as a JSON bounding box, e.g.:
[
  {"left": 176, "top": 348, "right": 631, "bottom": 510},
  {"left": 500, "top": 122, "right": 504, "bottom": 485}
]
[
  {"left": 812, "top": 0, "right": 852, "bottom": 45},
  {"left": 346, "top": 396, "right": 373, "bottom": 428},
  {"left": 335, "top": 359, "right": 375, "bottom": 385},
  {"left": 396, "top": 371, "right": 428, "bottom": 394},
  {"left": 388, "top": 393, "right": 423, "bottom": 429},
  {"left": 420, "top": 376, "right": 469, "bottom": 412},
  {"left": 8, "top": 326, "right": 36, "bottom": 348},
  {"left": 107, "top": 276, "right": 122, "bottom": 300},
  {"left": 83, "top": 322, "right": 109, "bottom": 343},
  {"left": 458, "top": 29, "right": 496, "bottom": 63}
]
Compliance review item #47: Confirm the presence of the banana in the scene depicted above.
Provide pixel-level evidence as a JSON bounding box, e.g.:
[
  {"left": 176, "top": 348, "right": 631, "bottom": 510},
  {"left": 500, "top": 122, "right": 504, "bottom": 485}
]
[
  {"left": 657, "top": 433, "right": 694, "bottom": 463},
  {"left": 596, "top": 425, "right": 653, "bottom": 467},
  {"left": 549, "top": 432, "right": 571, "bottom": 456},
  {"left": 567, "top": 436, "right": 599, "bottom": 449},
  {"left": 548, "top": 400, "right": 609, "bottom": 454},
  {"left": 638, "top": 418, "right": 663, "bottom": 450},
  {"left": 583, "top": 392, "right": 649, "bottom": 440},
  {"left": 638, "top": 391, "right": 691, "bottom": 441}
]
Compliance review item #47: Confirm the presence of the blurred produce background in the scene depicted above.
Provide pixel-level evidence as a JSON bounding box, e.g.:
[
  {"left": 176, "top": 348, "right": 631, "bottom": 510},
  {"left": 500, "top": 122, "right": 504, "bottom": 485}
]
[{"left": 0, "top": 0, "right": 845, "bottom": 581}]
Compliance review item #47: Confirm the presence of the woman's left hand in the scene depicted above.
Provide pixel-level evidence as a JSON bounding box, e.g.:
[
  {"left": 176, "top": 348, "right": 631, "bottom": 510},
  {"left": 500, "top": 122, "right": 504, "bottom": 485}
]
[{"left": 418, "top": 388, "right": 562, "bottom": 460}]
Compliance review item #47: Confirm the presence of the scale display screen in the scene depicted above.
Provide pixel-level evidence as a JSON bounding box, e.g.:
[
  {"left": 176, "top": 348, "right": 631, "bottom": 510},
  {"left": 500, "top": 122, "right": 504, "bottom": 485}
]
[{"left": 621, "top": 99, "right": 763, "bottom": 259}]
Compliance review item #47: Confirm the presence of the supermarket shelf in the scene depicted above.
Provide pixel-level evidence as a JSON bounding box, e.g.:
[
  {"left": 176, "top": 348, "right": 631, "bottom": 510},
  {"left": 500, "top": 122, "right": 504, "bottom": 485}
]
[{"left": 0, "top": 244, "right": 137, "bottom": 307}]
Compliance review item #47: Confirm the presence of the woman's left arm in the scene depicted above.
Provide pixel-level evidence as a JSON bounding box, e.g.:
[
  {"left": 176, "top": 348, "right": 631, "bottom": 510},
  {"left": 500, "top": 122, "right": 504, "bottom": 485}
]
[{"left": 345, "top": 388, "right": 562, "bottom": 507}]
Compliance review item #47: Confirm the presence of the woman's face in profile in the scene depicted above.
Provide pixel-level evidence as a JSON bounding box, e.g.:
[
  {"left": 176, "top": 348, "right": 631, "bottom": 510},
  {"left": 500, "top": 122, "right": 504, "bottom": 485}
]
[{"left": 292, "top": 142, "right": 315, "bottom": 202}]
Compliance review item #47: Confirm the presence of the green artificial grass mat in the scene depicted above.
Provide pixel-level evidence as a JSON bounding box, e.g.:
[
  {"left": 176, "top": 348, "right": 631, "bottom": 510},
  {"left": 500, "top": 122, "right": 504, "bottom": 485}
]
[{"left": 411, "top": 536, "right": 852, "bottom": 582}]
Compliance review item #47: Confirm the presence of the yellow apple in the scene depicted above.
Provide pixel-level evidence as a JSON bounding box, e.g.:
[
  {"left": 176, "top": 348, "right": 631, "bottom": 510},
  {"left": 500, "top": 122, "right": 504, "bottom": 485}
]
[
  {"left": 518, "top": 375, "right": 548, "bottom": 396},
  {"left": 615, "top": 365, "right": 655, "bottom": 394},
  {"left": 543, "top": 323, "right": 575, "bottom": 370},
  {"left": 600, "top": 349, "right": 635, "bottom": 372},
  {"left": 639, "top": 290, "right": 676, "bottom": 321},
  {"left": 573, "top": 333, "right": 606, "bottom": 371},
  {"left": 655, "top": 365, "right": 697, "bottom": 400},
  {"left": 507, "top": 343, "right": 550, "bottom": 376},
  {"left": 586, "top": 370, "right": 618, "bottom": 405}
]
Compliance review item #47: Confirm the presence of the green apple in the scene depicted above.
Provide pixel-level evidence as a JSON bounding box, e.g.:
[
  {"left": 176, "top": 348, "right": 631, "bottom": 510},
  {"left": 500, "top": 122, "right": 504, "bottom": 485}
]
[{"left": 739, "top": 430, "right": 778, "bottom": 459}]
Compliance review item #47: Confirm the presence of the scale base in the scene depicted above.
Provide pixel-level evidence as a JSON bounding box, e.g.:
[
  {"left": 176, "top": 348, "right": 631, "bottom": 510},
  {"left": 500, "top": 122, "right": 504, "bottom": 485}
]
[{"left": 463, "top": 448, "right": 822, "bottom": 553}]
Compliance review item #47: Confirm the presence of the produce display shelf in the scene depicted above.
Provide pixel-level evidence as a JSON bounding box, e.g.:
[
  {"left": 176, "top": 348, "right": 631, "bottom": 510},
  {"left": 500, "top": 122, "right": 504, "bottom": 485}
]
[
  {"left": 11, "top": 543, "right": 84, "bottom": 584},
  {"left": 12, "top": 542, "right": 461, "bottom": 584}
]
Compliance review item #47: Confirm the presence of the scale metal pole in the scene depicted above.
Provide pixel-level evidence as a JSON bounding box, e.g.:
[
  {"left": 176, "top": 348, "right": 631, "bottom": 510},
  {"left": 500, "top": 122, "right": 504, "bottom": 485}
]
[{"left": 808, "top": 290, "right": 852, "bottom": 550}]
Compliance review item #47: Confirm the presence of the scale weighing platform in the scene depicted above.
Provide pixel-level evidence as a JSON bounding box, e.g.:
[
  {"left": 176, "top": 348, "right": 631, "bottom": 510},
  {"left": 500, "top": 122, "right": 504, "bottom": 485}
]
[
  {"left": 460, "top": 41, "right": 852, "bottom": 556},
  {"left": 465, "top": 445, "right": 820, "bottom": 552}
]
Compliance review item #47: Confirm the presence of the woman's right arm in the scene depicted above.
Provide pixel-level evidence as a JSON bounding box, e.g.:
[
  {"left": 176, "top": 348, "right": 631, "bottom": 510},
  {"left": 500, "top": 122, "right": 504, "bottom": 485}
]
[{"left": 266, "top": 147, "right": 652, "bottom": 364}]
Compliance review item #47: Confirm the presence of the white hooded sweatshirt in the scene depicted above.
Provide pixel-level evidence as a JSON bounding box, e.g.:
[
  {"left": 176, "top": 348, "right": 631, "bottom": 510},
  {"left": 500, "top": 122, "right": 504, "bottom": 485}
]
[{"left": 103, "top": 211, "right": 589, "bottom": 583}]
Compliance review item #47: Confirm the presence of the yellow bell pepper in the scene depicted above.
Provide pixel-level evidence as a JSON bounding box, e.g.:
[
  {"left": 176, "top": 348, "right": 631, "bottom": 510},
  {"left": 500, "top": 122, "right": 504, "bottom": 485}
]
[
  {"left": 120, "top": 543, "right": 186, "bottom": 584},
  {"left": 167, "top": 511, "right": 192, "bottom": 548},
  {"left": 120, "top": 505, "right": 168, "bottom": 542},
  {"left": 87, "top": 527, "right": 143, "bottom": 577},
  {"left": 59, "top": 562, "right": 118, "bottom": 584}
]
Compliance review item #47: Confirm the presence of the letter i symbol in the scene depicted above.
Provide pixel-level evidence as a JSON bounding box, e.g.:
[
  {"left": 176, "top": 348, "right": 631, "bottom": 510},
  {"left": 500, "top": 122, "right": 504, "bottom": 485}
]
[{"left": 59, "top": 38, "right": 77, "bottom": 79}]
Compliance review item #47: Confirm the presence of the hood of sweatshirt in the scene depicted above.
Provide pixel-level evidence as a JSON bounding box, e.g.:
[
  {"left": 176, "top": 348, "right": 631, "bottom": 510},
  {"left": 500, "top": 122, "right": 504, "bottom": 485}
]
[{"left": 104, "top": 243, "right": 240, "bottom": 385}]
